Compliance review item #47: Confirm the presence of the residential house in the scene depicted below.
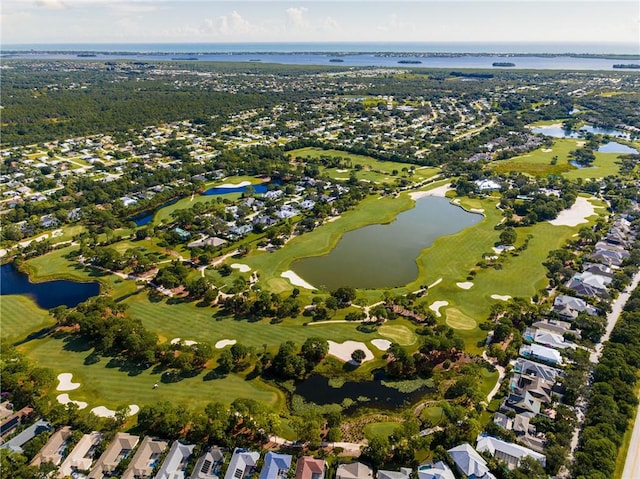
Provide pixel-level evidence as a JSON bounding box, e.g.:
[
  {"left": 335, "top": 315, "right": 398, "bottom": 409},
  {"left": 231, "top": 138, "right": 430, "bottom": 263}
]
[
  {"left": 294, "top": 456, "right": 326, "bottom": 479},
  {"left": 155, "top": 440, "right": 195, "bottom": 479},
  {"left": 447, "top": 443, "right": 495, "bottom": 479},
  {"left": 476, "top": 435, "right": 546, "bottom": 470},
  {"left": 223, "top": 448, "right": 260, "bottom": 479},
  {"left": 30, "top": 426, "right": 72, "bottom": 467},
  {"left": 474, "top": 179, "right": 501, "bottom": 192},
  {"left": 0, "top": 419, "right": 52, "bottom": 454},
  {"left": 0, "top": 405, "right": 34, "bottom": 438},
  {"left": 190, "top": 446, "right": 225, "bottom": 479},
  {"left": 519, "top": 344, "right": 563, "bottom": 366},
  {"left": 513, "top": 358, "right": 563, "bottom": 383},
  {"left": 259, "top": 452, "right": 293, "bottom": 479},
  {"left": 416, "top": 462, "right": 455, "bottom": 479},
  {"left": 57, "top": 431, "right": 102, "bottom": 479},
  {"left": 531, "top": 319, "right": 580, "bottom": 339},
  {"left": 88, "top": 432, "right": 140, "bottom": 479},
  {"left": 121, "top": 436, "right": 168, "bottom": 479},
  {"left": 523, "top": 328, "right": 575, "bottom": 350},
  {"left": 566, "top": 271, "right": 612, "bottom": 298},
  {"left": 378, "top": 467, "right": 412, "bottom": 479},
  {"left": 501, "top": 392, "right": 542, "bottom": 417},
  {"left": 335, "top": 462, "right": 374, "bottom": 479},
  {"left": 552, "top": 294, "right": 598, "bottom": 320}
]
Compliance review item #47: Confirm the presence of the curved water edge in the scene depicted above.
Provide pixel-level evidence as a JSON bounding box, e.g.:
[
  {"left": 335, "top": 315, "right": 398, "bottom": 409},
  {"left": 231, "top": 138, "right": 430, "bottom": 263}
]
[
  {"left": 292, "top": 196, "right": 483, "bottom": 290},
  {"left": 294, "top": 374, "right": 436, "bottom": 411},
  {"left": 0, "top": 263, "right": 100, "bottom": 309}
]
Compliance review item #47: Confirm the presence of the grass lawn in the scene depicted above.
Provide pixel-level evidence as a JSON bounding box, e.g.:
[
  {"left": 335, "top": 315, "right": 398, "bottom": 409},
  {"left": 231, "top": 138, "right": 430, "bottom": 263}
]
[
  {"left": 23, "top": 246, "right": 138, "bottom": 299},
  {"left": 18, "top": 334, "right": 284, "bottom": 412},
  {"left": 491, "top": 137, "right": 633, "bottom": 180},
  {"left": 364, "top": 421, "right": 400, "bottom": 440},
  {"left": 478, "top": 367, "right": 500, "bottom": 400},
  {"left": 1, "top": 295, "right": 55, "bottom": 343},
  {"left": 288, "top": 147, "right": 439, "bottom": 183},
  {"left": 419, "top": 406, "right": 444, "bottom": 424},
  {"left": 378, "top": 324, "right": 417, "bottom": 346}
]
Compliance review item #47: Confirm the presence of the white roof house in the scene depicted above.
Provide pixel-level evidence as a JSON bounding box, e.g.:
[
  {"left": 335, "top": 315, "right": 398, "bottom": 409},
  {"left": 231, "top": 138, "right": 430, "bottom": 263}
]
[
  {"left": 223, "top": 448, "right": 260, "bottom": 479},
  {"left": 476, "top": 435, "right": 546, "bottom": 469},
  {"left": 519, "top": 344, "right": 563, "bottom": 365},
  {"left": 57, "top": 431, "right": 102, "bottom": 478},
  {"left": 417, "top": 462, "right": 456, "bottom": 479},
  {"left": 447, "top": 443, "right": 491, "bottom": 478},
  {"left": 155, "top": 440, "right": 195, "bottom": 479}
]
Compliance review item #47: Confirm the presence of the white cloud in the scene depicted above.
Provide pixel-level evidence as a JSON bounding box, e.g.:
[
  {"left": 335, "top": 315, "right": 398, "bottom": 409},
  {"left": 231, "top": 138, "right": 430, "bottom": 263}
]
[
  {"left": 319, "top": 16, "right": 339, "bottom": 32},
  {"left": 377, "top": 13, "right": 415, "bottom": 33},
  {"left": 285, "top": 6, "right": 309, "bottom": 29},
  {"left": 200, "top": 10, "right": 256, "bottom": 37},
  {"left": 34, "top": 0, "right": 66, "bottom": 8}
]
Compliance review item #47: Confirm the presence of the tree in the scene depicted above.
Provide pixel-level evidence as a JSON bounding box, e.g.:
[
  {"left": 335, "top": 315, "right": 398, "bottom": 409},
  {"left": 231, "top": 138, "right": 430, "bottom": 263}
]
[
  {"left": 351, "top": 349, "right": 366, "bottom": 363},
  {"left": 331, "top": 286, "right": 356, "bottom": 305},
  {"left": 499, "top": 226, "right": 517, "bottom": 245},
  {"left": 301, "top": 337, "right": 329, "bottom": 366}
]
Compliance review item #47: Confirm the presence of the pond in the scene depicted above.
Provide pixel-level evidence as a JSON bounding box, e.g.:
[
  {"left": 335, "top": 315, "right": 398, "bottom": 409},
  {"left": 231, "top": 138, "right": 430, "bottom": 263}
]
[
  {"left": 295, "top": 374, "right": 435, "bottom": 410},
  {"left": 0, "top": 263, "right": 100, "bottom": 309},
  {"left": 530, "top": 124, "right": 630, "bottom": 139},
  {"left": 292, "top": 196, "right": 482, "bottom": 290},
  {"left": 597, "top": 142, "right": 638, "bottom": 154}
]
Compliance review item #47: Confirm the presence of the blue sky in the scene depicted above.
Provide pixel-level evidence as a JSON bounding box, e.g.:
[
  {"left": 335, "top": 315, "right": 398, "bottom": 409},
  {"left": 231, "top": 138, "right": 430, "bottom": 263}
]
[{"left": 2, "top": 1, "right": 639, "bottom": 46}]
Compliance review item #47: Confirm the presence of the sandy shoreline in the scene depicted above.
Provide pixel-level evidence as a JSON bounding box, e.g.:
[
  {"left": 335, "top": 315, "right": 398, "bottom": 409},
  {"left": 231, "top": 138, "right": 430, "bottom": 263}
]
[
  {"left": 216, "top": 181, "right": 251, "bottom": 188},
  {"left": 281, "top": 270, "right": 316, "bottom": 290},
  {"left": 409, "top": 183, "right": 452, "bottom": 200}
]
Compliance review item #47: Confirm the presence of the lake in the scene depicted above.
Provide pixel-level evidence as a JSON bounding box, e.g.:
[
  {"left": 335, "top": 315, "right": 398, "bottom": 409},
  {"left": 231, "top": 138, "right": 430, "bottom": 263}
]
[
  {"left": 597, "top": 141, "right": 638, "bottom": 154},
  {"left": 202, "top": 183, "right": 270, "bottom": 195},
  {"left": 295, "top": 374, "right": 435, "bottom": 410},
  {"left": 292, "top": 196, "right": 482, "bottom": 290},
  {"left": 0, "top": 263, "right": 100, "bottom": 309},
  {"left": 530, "top": 124, "right": 630, "bottom": 139}
]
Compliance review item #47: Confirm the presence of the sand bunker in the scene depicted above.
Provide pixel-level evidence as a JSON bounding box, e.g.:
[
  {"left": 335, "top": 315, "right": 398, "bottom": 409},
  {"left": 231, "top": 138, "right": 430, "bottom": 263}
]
[
  {"left": 215, "top": 339, "right": 237, "bottom": 349},
  {"left": 491, "top": 294, "right": 512, "bottom": 301},
  {"left": 56, "top": 373, "right": 80, "bottom": 391},
  {"left": 542, "top": 148, "right": 553, "bottom": 153},
  {"left": 429, "top": 300, "right": 449, "bottom": 317},
  {"left": 91, "top": 404, "right": 139, "bottom": 418},
  {"left": 428, "top": 278, "right": 443, "bottom": 289},
  {"left": 216, "top": 181, "right": 251, "bottom": 188},
  {"left": 56, "top": 394, "right": 88, "bottom": 410},
  {"left": 281, "top": 270, "right": 316, "bottom": 290},
  {"left": 409, "top": 183, "right": 452, "bottom": 200},
  {"left": 328, "top": 340, "right": 374, "bottom": 364},
  {"left": 371, "top": 339, "right": 392, "bottom": 351},
  {"left": 170, "top": 338, "right": 198, "bottom": 346},
  {"left": 457, "top": 282, "right": 474, "bottom": 290},
  {"left": 549, "top": 197, "right": 599, "bottom": 227},
  {"left": 231, "top": 263, "right": 251, "bottom": 272},
  {"left": 335, "top": 169, "right": 348, "bottom": 173},
  {"left": 493, "top": 245, "right": 515, "bottom": 254}
]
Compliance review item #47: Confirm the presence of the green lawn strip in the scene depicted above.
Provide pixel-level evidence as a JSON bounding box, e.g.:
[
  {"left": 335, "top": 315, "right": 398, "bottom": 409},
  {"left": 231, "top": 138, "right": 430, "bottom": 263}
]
[
  {"left": 478, "top": 367, "right": 500, "bottom": 400},
  {"left": 562, "top": 152, "right": 624, "bottom": 180},
  {"left": 364, "top": 421, "right": 400, "bottom": 440},
  {"left": 420, "top": 405, "right": 444, "bottom": 425},
  {"left": 18, "top": 335, "right": 284, "bottom": 412},
  {"left": 24, "top": 246, "right": 137, "bottom": 299},
  {"left": 153, "top": 194, "right": 241, "bottom": 226},
  {"left": 1, "top": 295, "right": 55, "bottom": 343}
]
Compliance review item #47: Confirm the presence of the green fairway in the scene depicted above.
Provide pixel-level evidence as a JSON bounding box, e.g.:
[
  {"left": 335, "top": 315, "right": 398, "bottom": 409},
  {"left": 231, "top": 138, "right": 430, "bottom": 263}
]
[
  {"left": 1, "top": 295, "right": 55, "bottom": 343},
  {"left": 19, "top": 335, "right": 284, "bottom": 411},
  {"left": 490, "top": 137, "right": 635, "bottom": 179},
  {"left": 125, "top": 291, "right": 382, "bottom": 353},
  {"left": 378, "top": 324, "right": 417, "bottom": 346},
  {"left": 288, "top": 147, "right": 439, "bottom": 183},
  {"left": 364, "top": 421, "right": 401, "bottom": 440}
]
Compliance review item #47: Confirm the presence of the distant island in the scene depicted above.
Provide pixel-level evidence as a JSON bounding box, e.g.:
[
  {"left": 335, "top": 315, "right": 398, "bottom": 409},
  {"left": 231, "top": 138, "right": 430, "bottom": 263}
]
[
  {"left": 613, "top": 63, "right": 640, "bottom": 69},
  {"left": 171, "top": 56, "right": 198, "bottom": 61},
  {"left": 329, "top": 58, "right": 344, "bottom": 63},
  {"left": 492, "top": 62, "right": 516, "bottom": 67},
  {"left": 398, "top": 60, "right": 422, "bottom": 64},
  {"left": 77, "top": 53, "right": 97, "bottom": 58}
]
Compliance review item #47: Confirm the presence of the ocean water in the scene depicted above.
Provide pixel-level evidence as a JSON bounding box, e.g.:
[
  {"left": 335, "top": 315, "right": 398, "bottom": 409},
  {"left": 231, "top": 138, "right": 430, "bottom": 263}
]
[{"left": 2, "top": 42, "right": 638, "bottom": 71}]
